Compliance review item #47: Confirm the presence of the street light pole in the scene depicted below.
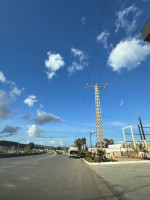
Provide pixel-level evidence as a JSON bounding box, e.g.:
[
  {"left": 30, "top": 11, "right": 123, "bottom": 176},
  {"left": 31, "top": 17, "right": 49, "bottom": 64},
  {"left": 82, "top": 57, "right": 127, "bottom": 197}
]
[{"left": 90, "top": 132, "right": 92, "bottom": 156}]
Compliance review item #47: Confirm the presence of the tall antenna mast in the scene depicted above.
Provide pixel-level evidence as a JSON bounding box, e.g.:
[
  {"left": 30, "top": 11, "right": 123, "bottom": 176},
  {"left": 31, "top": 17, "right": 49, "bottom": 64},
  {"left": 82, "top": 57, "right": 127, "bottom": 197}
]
[{"left": 86, "top": 83, "right": 107, "bottom": 149}]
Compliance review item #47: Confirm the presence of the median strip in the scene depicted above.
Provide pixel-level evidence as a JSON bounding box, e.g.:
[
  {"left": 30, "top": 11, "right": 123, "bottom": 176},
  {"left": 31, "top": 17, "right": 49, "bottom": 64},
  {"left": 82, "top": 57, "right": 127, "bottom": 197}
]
[{"left": 82, "top": 158, "right": 150, "bottom": 165}]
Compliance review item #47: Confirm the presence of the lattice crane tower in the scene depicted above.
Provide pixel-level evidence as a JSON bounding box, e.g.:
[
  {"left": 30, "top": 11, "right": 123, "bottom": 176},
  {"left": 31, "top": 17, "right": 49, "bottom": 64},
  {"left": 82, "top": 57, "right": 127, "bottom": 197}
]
[{"left": 86, "top": 83, "right": 107, "bottom": 149}]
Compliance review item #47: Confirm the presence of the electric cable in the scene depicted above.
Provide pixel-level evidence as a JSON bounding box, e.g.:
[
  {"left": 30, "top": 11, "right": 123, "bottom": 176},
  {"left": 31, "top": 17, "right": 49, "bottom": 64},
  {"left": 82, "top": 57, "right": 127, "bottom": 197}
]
[
  {"left": 99, "top": 0, "right": 131, "bottom": 83},
  {"left": 106, "top": 4, "right": 150, "bottom": 84},
  {"left": 79, "top": 0, "right": 107, "bottom": 127}
]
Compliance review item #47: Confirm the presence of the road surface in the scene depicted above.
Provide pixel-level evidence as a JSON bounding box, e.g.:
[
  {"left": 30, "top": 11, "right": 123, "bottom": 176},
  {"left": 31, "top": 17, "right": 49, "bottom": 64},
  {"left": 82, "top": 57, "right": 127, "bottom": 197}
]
[
  {"left": 89, "top": 162, "right": 150, "bottom": 200},
  {"left": 0, "top": 153, "right": 126, "bottom": 200}
]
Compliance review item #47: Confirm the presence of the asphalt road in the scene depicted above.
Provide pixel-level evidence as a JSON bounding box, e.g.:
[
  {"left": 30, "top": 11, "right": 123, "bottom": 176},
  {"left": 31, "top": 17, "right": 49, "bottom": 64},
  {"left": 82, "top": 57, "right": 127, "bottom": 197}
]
[
  {"left": 90, "top": 162, "right": 150, "bottom": 200},
  {"left": 0, "top": 153, "right": 126, "bottom": 200}
]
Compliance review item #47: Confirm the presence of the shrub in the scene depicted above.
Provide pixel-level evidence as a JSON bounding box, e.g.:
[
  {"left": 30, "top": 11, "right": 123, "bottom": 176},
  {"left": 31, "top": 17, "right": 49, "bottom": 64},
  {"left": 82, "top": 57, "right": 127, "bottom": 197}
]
[
  {"left": 80, "top": 152, "right": 86, "bottom": 158},
  {"left": 56, "top": 151, "right": 63, "bottom": 155}
]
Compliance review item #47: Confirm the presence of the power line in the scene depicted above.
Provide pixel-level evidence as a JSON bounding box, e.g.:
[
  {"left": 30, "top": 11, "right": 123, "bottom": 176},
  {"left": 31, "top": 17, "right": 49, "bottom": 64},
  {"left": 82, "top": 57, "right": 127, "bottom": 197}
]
[
  {"left": 87, "top": 0, "right": 107, "bottom": 83},
  {"left": 106, "top": 4, "right": 150, "bottom": 84},
  {"left": 79, "top": 0, "right": 107, "bottom": 126},
  {"left": 99, "top": 0, "right": 131, "bottom": 82}
]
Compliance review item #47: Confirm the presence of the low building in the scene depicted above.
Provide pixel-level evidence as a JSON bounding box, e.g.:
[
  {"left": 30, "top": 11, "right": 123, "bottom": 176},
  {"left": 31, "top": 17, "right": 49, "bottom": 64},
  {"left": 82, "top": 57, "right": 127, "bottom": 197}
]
[{"left": 88, "top": 144, "right": 129, "bottom": 158}]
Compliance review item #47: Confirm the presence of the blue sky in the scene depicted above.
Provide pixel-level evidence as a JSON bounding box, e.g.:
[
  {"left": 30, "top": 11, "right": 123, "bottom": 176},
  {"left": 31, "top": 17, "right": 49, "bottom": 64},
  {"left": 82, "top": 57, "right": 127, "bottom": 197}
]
[{"left": 0, "top": 0, "right": 150, "bottom": 147}]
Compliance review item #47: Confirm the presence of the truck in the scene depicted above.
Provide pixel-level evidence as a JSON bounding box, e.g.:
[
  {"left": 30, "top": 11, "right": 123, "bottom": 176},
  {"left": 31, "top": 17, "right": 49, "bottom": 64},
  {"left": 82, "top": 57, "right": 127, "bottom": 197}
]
[{"left": 68, "top": 146, "right": 79, "bottom": 158}]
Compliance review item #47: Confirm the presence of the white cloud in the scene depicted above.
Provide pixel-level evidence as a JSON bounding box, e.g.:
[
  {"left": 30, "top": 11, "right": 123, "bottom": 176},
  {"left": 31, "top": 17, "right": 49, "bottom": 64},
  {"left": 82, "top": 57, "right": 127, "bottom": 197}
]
[
  {"left": 0, "top": 71, "right": 23, "bottom": 100},
  {"left": 0, "top": 90, "right": 11, "bottom": 120},
  {"left": 47, "top": 71, "right": 56, "bottom": 79},
  {"left": 49, "top": 140, "right": 56, "bottom": 145},
  {"left": 115, "top": 4, "right": 142, "bottom": 34},
  {"left": 97, "top": 30, "right": 110, "bottom": 49},
  {"left": 37, "top": 141, "right": 45, "bottom": 145},
  {"left": 67, "top": 48, "right": 88, "bottom": 74},
  {"left": 45, "top": 52, "right": 65, "bottom": 79},
  {"left": 40, "top": 104, "right": 43, "bottom": 109},
  {"left": 107, "top": 38, "right": 150, "bottom": 71},
  {"left": 9, "top": 86, "right": 23, "bottom": 99},
  {"left": 105, "top": 121, "right": 127, "bottom": 128},
  {"left": 27, "top": 125, "right": 43, "bottom": 138},
  {"left": 81, "top": 17, "right": 86, "bottom": 26},
  {"left": 35, "top": 110, "right": 61, "bottom": 125},
  {"left": 71, "top": 47, "right": 86, "bottom": 62},
  {"left": 49, "top": 140, "right": 64, "bottom": 146},
  {"left": 24, "top": 95, "right": 38, "bottom": 107},
  {"left": 59, "top": 140, "right": 64, "bottom": 146},
  {"left": 0, "top": 71, "right": 6, "bottom": 83},
  {"left": 67, "top": 61, "right": 87, "bottom": 74},
  {"left": 120, "top": 100, "right": 124, "bottom": 106}
]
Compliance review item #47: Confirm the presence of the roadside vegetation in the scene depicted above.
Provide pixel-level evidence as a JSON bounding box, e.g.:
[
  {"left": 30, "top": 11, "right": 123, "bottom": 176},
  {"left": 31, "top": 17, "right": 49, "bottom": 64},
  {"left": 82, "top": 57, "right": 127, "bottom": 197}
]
[
  {"left": 129, "top": 143, "right": 150, "bottom": 160},
  {"left": 73, "top": 137, "right": 117, "bottom": 162},
  {"left": 56, "top": 151, "right": 63, "bottom": 155},
  {"left": 82, "top": 149, "right": 117, "bottom": 163}
]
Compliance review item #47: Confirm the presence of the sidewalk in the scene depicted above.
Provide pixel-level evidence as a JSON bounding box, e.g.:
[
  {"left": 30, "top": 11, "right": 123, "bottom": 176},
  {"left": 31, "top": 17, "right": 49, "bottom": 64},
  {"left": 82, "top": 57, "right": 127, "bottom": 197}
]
[{"left": 86, "top": 160, "right": 150, "bottom": 200}]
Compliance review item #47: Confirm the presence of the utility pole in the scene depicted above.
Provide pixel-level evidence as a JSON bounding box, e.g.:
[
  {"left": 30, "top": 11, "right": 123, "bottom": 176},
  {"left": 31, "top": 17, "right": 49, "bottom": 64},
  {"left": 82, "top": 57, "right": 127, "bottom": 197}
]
[
  {"left": 86, "top": 83, "right": 107, "bottom": 150},
  {"left": 90, "top": 132, "right": 96, "bottom": 159},
  {"left": 139, "top": 117, "right": 146, "bottom": 140},
  {"left": 90, "top": 132, "right": 92, "bottom": 153}
]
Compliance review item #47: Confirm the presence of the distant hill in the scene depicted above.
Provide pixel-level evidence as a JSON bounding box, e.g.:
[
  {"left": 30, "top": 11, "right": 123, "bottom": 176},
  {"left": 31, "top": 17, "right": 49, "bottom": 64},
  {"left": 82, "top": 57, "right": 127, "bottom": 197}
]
[
  {"left": 0, "top": 140, "right": 50, "bottom": 149},
  {"left": 0, "top": 140, "right": 26, "bottom": 149},
  {"left": 0, "top": 140, "right": 68, "bottom": 150}
]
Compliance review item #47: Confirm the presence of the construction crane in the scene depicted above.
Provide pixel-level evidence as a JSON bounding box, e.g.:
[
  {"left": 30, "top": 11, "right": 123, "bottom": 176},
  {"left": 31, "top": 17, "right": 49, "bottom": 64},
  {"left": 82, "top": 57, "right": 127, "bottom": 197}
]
[{"left": 86, "top": 83, "right": 107, "bottom": 149}]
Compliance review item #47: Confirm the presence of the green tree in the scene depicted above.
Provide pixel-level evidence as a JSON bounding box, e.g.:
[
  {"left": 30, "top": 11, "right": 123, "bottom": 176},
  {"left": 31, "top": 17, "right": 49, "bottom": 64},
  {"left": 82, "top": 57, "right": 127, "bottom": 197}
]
[
  {"left": 95, "top": 139, "right": 114, "bottom": 148},
  {"left": 74, "top": 138, "right": 86, "bottom": 153},
  {"left": 97, "top": 149, "right": 105, "bottom": 162},
  {"left": 104, "top": 139, "right": 114, "bottom": 148},
  {"left": 97, "top": 149, "right": 105, "bottom": 157},
  {"left": 25, "top": 142, "right": 34, "bottom": 152}
]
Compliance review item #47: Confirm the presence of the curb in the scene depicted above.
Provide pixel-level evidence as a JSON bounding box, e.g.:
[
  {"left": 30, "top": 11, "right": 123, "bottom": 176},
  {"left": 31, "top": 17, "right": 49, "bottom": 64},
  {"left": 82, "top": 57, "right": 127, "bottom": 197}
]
[{"left": 82, "top": 158, "right": 150, "bottom": 165}]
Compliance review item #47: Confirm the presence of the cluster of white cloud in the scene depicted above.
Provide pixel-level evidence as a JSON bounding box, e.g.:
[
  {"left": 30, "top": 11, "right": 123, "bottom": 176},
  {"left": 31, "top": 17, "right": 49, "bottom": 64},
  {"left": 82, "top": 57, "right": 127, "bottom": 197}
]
[
  {"left": 67, "top": 47, "right": 88, "bottom": 74},
  {"left": 34, "top": 110, "right": 61, "bottom": 125},
  {"left": 71, "top": 47, "right": 87, "bottom": 62},
  {"left": 24, "top": 95, "right": 38, "bottom": 107},
  {"left": 0, "top": 70, "right": 23, "bottom": 99},
  {"left": 115, "top": 4, "right": 142, "bottom": 34},
  {"left": 9, "top": 86, "right": 23, "bottom": 99},
  {"left": 108, "top": 38, "right": 150, "bottom": 72},
  {"left": 97, "top": 30, "right": 110, "bottom": 49},
  {"left": 27, "top": 124, "right": 54, "bottom": 138},
  {"left": 27, "top": 125, "right": 43, "bottom": 138},
  {"left": 95, "top": 4, "right": 150, "bottom": 74},
  {"left": 45, "top": 52, "right": 65, "bottom": 80}
]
